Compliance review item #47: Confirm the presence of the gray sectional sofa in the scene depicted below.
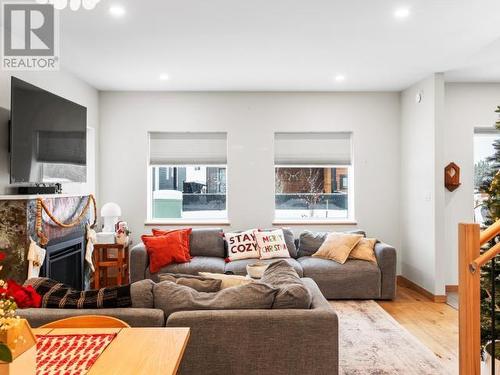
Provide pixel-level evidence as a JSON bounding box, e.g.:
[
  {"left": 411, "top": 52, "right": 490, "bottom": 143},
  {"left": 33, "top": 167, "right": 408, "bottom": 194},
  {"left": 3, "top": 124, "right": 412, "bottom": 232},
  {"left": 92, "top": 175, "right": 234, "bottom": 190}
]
[
  {"left": 17, "top": 228, "right": 395, "bottom": 375},
  {"left": 130, "top": 228, "right": 397, "bottom": 300},
  {"left": 19, "top": 277, "right": 339, "bottom": 375}
]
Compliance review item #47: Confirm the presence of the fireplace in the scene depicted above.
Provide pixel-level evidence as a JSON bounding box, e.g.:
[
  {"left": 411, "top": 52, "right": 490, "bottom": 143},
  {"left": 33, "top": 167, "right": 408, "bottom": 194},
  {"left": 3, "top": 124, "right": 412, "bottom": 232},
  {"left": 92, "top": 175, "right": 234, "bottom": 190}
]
[{"left": 41, "top": 236, "right": 85, "bottom": 290}]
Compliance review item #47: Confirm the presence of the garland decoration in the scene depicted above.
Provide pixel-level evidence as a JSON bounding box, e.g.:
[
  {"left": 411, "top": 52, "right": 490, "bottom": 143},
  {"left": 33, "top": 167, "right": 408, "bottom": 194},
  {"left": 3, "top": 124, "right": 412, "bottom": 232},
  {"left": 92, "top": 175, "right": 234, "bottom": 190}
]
[{"left": 36, "top": 194, "right": 97, "bottom": 246}]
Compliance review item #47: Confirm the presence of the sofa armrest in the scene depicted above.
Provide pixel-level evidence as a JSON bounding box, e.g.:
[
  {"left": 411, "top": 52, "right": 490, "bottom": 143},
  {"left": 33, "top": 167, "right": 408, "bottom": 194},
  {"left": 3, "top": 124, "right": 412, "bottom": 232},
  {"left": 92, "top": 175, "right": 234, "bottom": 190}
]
[
  {"left": 374, "top": 242, "right": 397, "bottom": 300},
  {"left": 130, "top": 243, "right": 148, "bottom": 283},
  {"left": 167, "top": 307, "right": 338, "bottom": 375}
]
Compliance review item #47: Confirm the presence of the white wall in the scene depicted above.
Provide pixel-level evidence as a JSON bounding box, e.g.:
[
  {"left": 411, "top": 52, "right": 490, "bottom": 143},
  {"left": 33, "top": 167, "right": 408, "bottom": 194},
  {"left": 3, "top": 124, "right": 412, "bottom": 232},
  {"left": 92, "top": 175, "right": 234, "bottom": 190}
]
[
  {"left": 99, "top": 91, "right": 401, "bottom": 254},
  {"left": 400, "top": 74, "right": 446, "bottom": 295},
  {"left": 0, "top": 70, "right": 100, "bottom": 196},
  {"left": 443, "top": 83, "right": 500, "bottom": 286},
  {"left": 401, "top": 79, "right": 500, "bottom": 293}
]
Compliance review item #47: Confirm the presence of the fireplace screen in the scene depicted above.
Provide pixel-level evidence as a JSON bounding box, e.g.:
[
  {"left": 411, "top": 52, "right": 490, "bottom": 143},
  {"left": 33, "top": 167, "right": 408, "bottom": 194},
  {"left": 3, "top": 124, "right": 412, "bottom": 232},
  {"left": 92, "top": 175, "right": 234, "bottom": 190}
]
[{"left": 42, "top": 237, "right": 84, "bottom": 290}]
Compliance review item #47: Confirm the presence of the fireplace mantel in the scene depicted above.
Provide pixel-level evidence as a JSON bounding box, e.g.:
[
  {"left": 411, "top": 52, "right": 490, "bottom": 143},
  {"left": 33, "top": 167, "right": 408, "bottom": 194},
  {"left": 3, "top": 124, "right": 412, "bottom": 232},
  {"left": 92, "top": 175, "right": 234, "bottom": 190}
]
[{"left": 0, "top": 193, "right": 90, "bottom": 200}]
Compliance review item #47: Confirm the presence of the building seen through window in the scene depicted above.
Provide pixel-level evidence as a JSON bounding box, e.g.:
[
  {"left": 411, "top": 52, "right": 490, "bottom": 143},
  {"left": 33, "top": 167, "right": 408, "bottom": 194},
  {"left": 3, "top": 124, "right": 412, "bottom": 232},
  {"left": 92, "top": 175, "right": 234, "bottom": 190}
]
[{"left": 151, "top": 166, "right": 227, "bottom": 220}]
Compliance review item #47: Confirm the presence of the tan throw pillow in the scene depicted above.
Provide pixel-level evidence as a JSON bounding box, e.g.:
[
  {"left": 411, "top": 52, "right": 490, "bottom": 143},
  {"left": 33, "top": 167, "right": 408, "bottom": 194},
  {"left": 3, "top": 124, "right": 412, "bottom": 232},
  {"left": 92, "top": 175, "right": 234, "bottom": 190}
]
[
  {"left": 349, "top": 238, "right": 378, "bottom": 263},
  {"left": 198, "top": 272, "right": 254, "bottom": 289},
  {"left": 312, "top": 232, "right": 363, "bottom": 264}
]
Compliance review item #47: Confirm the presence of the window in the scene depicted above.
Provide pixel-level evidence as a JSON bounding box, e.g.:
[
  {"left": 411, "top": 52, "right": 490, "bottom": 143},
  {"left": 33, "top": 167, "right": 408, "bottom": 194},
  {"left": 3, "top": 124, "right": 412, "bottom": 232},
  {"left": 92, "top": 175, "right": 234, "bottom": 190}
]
[
  {"left": 148, "top": 132, "right": 227, "bottom": 221},
  {"left": 274, "top": 132, "right": 353, "bottom": 221},
  {"left": 474, "top": 128, "right": 499, "bottom": 224}
]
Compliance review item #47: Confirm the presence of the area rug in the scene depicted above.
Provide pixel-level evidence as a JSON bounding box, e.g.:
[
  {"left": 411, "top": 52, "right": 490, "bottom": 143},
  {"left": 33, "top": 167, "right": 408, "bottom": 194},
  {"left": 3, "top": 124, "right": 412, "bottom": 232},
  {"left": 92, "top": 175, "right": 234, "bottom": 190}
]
[{"left": 330, "top": 300, "right": 451, "bottom": 375}]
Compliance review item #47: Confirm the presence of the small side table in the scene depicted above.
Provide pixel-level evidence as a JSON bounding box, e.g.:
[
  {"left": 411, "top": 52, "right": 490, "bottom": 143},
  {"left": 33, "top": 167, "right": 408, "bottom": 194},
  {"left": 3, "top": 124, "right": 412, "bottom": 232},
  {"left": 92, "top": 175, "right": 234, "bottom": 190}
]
[{"left": 93, "top": 243, "right": 129, "bottom": 288}]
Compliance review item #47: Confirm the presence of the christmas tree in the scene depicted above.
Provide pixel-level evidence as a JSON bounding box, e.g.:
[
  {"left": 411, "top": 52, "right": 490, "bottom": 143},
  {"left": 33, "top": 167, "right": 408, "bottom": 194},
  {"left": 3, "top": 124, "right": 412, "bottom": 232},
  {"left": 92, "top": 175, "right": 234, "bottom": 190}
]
[{"left": 479, "top": 105, "right": 500, "bottom": 357}]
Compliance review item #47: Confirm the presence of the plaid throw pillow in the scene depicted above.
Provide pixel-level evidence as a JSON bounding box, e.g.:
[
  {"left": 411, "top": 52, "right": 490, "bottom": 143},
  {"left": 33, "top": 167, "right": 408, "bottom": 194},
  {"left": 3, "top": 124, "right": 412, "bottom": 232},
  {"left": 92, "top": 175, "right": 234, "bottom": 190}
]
[{"left": 25, "top": 278, "right": 132, "bottom": 309}]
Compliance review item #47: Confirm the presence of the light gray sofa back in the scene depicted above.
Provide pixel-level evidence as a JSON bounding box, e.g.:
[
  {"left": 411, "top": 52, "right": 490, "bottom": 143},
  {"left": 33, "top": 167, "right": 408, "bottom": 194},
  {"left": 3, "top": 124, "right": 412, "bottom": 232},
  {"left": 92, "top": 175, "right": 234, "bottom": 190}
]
[
  {"left": 190, "top": 228, "right": 225, "bottom": 258},
  {"left": 166, "top": 277, "right": 339, "bottom": 375}
]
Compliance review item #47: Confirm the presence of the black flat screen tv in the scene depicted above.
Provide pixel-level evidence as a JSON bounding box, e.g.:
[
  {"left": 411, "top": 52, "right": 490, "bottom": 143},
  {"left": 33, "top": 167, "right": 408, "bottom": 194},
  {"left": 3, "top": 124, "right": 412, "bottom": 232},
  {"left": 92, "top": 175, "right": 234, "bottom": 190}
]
[{"left": 10, "top": 77, "right": 87, "bottom": 184}]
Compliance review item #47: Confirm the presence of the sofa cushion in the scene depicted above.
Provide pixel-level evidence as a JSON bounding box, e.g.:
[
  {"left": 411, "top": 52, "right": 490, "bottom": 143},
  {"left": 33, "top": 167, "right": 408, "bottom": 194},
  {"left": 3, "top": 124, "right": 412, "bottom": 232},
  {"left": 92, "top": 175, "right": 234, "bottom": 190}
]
[
  {"left": 260, "top": 260, "right": 311, "bottom": 309},
  {"left": 130, "top": 279, "right": 155, "bottom": 308},
  {"left": 146, "top": 256, "right": 226, "bottom": 282},
  {"left": 224, "top": 229, "right": 259, "bottom": 261},
  {"left": 189, "top": 228, "right": 225, "bottom": 258},
  {"left": 261, "top": 228, "right": 298, "bottom": 258},
  {"left": 17, "top": 307, "right": 165, "bottom": 328},
  {"left": 297, "top": 256, "right": 381, "bottom": 299},
  {"left": 198, "top": 272, "right": 254, "bottom": 289},
  {"left": 256, "top": 229, "right": 291, "bottom": 259},
  {"left": 159, "top": 273, "right": 222, "bottom": 292},
  {"left": 297, "top": 230, "right": 366, "bottom": 257},
  {"left": 349, "top": 238, "right": 378, "bottom": 263},
  {"left": 312, "top": 232, "right": 363, "bottom": 264},
  {"left": 282, "top": 228, "right": 298, "bottom": 258},
  {"left": 152, "top": 228, "right": 193, "bottom": 260},
  {"left": 224, "top": 258, "right": 304, "bottom": 277},
  {"left": 141, "top": 230, "right": 191, "bottom": 273},
  {"left": 153, "top": 281, "right": 277, "bottom": 317}
]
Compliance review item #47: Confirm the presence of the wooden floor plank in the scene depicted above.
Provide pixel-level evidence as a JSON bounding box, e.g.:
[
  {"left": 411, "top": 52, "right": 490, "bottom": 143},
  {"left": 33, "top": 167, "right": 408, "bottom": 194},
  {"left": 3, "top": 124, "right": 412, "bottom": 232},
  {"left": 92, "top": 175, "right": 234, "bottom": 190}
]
[{"left": 378, "top": 285, "right": 458, "bottom": 374}]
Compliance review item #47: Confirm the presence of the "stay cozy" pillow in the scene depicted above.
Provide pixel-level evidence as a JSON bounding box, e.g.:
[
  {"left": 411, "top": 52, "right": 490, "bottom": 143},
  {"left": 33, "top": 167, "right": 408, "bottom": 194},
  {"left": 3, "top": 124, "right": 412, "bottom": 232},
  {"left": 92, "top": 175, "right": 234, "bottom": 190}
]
[
  {"left": 225, "top": 229, "right": 260, "bottom": 261},
  {"left": 255, "top": 229, "right": 290, "bottom": 260}
]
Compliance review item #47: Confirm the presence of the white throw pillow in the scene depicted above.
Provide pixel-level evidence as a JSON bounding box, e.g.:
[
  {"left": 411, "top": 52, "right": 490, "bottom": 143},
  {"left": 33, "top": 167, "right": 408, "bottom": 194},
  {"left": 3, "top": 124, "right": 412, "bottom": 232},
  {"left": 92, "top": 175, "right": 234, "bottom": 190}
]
[
  {"left": 198, "top": 272, "right": 254, "bottom": 289},
  {"left": 225, "top": 229, "right": 260, "bottom": 261},
  {"left": 255, "top": 229, "right": 290, "bottom": 260}
]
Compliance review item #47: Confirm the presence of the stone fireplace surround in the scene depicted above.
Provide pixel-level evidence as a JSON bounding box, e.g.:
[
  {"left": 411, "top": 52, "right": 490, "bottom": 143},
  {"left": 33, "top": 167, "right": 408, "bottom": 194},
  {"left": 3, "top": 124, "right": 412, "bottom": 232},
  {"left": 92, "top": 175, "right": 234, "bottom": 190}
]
[{"left": 0, "top": 194, "right": 92, "bottom": 287}]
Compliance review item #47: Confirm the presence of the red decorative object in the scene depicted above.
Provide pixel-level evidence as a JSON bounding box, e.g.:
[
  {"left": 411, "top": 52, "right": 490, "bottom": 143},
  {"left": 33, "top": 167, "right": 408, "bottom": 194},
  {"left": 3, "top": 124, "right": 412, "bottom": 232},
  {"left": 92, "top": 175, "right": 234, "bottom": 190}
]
[
  {"left": 152, "top": 228, "right": 193, "bottom": 260},
  {"left": 445, "top": 162, "right": 461, "bottom": 191},
  {"left": 2, "top": 280, "right": 41, "bottom": 308},
  {"left": 36, "top": 333, "right": 116, "bottom": 375},
  {"left": 141, "top": 228, "right": 192, "bottom": 273}
]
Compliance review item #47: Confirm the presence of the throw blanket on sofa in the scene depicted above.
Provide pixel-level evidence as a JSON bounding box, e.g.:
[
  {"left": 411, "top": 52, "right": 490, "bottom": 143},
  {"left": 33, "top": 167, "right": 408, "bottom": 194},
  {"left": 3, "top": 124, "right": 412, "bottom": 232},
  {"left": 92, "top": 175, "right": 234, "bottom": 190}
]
[{"left": 25, "top": 278, "right": 132, "bottom": 309}]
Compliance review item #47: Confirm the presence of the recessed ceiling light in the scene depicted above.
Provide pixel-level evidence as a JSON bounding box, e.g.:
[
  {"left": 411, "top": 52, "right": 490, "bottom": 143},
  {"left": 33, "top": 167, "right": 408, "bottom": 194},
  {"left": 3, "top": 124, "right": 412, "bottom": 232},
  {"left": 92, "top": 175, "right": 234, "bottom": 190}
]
[
  {"left": 109, "top": 5, "right": 125, "bottom": 17},
  {"left": 394, "top": 7, "right": 410, "bottom": 19},
  {"left": 335, "top": 75, "right": 345, "bottom": 82},
  {"left": 159, "top": 73, "right": 169, "bottom": 81}
]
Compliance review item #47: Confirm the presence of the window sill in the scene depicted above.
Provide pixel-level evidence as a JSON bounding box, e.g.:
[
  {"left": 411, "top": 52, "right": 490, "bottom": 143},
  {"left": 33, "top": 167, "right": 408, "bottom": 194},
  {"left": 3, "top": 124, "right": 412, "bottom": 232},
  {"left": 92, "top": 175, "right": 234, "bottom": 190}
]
[
  {"left": 272, "top": 219, "right": 358, "bottom": 225},
  {"left": 145, "top": 219, "right": 230, "bottom": 226}
]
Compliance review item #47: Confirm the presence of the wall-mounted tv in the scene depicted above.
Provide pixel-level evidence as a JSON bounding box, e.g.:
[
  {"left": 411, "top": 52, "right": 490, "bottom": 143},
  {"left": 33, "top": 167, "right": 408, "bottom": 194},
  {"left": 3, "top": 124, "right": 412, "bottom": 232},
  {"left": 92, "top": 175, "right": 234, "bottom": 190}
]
[{"left": 10, "top": 77, "right": 87, "bottom": 184}]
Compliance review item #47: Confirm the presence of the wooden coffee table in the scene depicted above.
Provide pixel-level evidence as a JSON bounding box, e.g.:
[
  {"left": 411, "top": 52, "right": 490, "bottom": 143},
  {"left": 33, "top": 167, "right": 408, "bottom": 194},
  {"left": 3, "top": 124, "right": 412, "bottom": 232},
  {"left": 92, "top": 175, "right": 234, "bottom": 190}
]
[{"left": 11, "top": 327, "right": 190, "bottom": 375}]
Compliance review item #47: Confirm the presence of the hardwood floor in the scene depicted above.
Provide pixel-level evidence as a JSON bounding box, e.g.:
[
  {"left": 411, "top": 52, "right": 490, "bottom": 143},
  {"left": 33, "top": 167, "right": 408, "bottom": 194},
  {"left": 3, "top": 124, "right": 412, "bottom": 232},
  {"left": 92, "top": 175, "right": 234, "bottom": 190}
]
[{"left": 378, "top": 285, "right": 459, "bottom": 374}]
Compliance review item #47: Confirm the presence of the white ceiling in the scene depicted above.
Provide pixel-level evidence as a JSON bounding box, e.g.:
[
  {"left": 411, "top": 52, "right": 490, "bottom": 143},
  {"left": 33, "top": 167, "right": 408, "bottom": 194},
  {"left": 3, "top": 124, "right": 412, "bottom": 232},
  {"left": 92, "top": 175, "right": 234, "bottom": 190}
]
[{"left": 58, "top": 0, "right": 500, "bottom": 91}]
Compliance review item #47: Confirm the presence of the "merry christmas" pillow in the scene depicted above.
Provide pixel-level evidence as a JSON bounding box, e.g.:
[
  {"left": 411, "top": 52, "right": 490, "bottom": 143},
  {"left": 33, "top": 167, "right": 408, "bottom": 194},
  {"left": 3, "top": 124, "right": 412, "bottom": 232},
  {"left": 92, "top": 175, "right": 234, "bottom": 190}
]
[
  {"left": 255, "top": 229, "right": 290, "bottom": 260},
  {"left": 225, "top": 229, "right": 260, "bottom": 261}
]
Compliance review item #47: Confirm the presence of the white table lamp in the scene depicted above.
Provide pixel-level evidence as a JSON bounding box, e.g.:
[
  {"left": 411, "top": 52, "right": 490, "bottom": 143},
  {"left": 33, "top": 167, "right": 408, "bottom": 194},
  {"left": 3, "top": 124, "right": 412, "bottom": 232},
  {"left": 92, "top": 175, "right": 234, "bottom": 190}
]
[{"left": 101, "top": 202, "right": 122, "bottom": 232}]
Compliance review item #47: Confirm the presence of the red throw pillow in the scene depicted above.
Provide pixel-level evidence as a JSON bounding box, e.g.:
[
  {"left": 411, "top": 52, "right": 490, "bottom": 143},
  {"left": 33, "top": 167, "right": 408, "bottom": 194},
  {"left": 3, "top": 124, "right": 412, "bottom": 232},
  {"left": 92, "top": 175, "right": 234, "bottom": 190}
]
[
  {"left": 142, "top": 229, "right": 192, "bottom": 273},
  {"left": 152, "top": 228, "right": 192, "bottom": 260}
]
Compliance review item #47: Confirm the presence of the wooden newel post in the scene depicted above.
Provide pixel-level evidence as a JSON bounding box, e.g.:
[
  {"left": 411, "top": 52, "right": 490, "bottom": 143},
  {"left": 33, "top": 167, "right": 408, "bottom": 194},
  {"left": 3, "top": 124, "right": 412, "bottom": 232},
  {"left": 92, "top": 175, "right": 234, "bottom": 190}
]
[{"left": 458, "top": 223, "right": 481, "bottom": 375}]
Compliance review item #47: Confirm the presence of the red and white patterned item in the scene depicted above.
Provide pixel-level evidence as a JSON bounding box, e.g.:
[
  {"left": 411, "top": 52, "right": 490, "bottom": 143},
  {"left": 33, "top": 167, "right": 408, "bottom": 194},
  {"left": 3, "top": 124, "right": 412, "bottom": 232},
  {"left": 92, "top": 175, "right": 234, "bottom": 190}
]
[
  {"left": 36, "top": 333, "right": 117, "bottom": 375},
  {"left": 254, "top": 229, "right": 290, "bottom": 260}
]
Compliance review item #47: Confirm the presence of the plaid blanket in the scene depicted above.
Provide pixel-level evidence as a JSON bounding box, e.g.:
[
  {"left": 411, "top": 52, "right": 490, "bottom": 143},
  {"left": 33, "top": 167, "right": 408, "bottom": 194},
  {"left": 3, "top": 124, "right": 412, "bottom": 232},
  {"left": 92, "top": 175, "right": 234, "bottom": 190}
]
[{"left": 26, "top": 278, "right": 132, "bottom": 309}]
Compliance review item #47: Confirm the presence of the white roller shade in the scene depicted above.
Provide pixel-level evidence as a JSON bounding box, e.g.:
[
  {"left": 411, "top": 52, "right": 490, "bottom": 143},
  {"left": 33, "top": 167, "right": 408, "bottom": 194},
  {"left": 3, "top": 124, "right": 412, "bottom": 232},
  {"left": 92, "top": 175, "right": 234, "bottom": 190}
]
[
  {"left": 149, "top": 132, "right": 227, "bottom": 165},
  {"left": 274, "top": 132, "right": 352, "bottom": 165}
]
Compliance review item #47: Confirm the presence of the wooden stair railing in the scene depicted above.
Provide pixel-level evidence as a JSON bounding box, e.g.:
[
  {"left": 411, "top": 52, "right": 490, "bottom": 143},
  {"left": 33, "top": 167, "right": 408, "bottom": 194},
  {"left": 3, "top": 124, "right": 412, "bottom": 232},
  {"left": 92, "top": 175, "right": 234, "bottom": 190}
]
[{"left": 459, "top": 220, "right": 500, "bottom": 375}]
